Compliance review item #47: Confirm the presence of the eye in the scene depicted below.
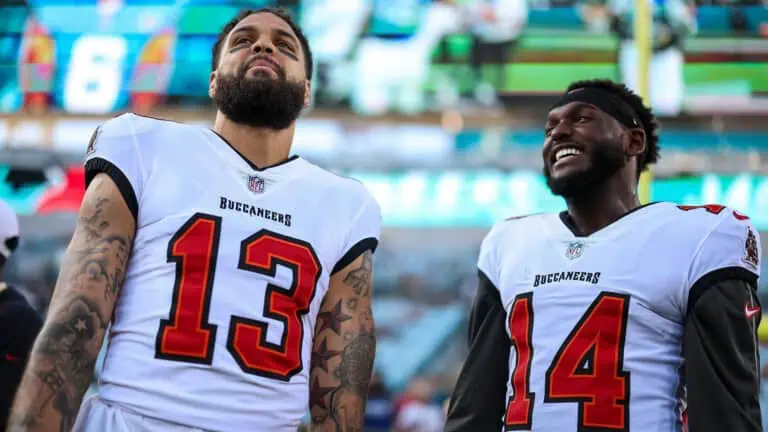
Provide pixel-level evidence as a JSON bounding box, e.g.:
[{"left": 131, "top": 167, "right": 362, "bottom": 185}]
[
  {"left": 234, "top": 37, "right": 251, "bottom": 46},
  {"left": 276, "top": 40, "right": 293, "bottom": 50},
  {"left": 544, "top": 127, "right": 554, "bottom": 137},
  {"left": 575, "top": 116, "right": 591, "bottom": 123}
]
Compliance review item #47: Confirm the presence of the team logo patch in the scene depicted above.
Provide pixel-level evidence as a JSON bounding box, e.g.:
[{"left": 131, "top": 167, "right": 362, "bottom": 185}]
[
  {"left": 565, "top": 241, "right": 585, "bottom": 260},
  {"left": 743, "top": 227, "right": 759, "bottom": 269},
  {"left": 247, "top": 175, "right": 265, "bottom": 194}
]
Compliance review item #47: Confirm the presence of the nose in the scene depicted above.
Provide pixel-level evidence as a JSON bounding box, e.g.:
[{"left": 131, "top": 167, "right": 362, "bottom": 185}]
[
  {"left": 548, "top": 121, "right": 572, "bottom": 145},
  {"left": 250, "top": 37, "right": 275, "bottom": 55},
  {"left": 543, "top": 120, "right": 571, "bottom": 159}
]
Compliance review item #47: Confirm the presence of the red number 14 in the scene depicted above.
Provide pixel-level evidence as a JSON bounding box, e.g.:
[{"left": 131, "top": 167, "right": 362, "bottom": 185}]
[{"left": 505, "top": 292, "right": 631, "bottom": 431}]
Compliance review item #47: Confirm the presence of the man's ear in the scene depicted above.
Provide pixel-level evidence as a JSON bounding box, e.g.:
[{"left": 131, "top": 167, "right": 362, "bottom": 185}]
[
  {"left": 209, "top": 71, "right": 217, "bottom": 99},
  {"left": 303, "top": 79, "right": 311, "bottom": 108},
  {"left": 627, "top": 128, "right": 646, "bottom": 159}
]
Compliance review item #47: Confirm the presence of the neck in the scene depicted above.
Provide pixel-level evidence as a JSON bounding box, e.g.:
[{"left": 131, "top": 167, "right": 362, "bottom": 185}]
[
  {"left": 564, "top": 179, "right": 641, "bottom": 236},
  {"left": 213, "top": 113, "right": 295, "bottom": 168}
]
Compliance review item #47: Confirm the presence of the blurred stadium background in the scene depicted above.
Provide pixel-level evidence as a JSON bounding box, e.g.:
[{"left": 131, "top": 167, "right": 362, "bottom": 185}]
[{"left": 2, "top": 0, "right": 768, "bottom": 430}]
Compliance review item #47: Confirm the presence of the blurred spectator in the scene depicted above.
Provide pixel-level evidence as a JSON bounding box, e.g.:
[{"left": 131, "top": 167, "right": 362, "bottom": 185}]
[
  {"left": 579, "top": 0, "right": 612, "bottom": 32},
  {"left": 393, "top": 377, "right": 445, "bottom": 432},
  {"left": 464, "top": 0, "right": 529, "bottom": 106},
  {"left": 607, "top": 0, "right": 697, "bottom": 116},
  {"left": 365, "top": 372, "right": 394, "bottom": 431},
  {"left": 352, "top": 0, "right": 461, "bottom": 115},
  {"left": 298, "top": 0, "right": 370, "bottom": 106},
  {"left": 0, "top": 199, "right": 42, "bottom": 430}
]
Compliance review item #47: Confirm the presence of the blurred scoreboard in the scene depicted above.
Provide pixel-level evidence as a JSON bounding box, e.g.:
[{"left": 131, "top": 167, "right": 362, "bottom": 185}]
[
  {"left": 1, "top": 0, "right": 289, "bottom": 114},
  {"left": 2, "top": 0, "right": 768, "bottom": 115},
  {"left": 2, "top": 0, "right": 436, "bottom": 114}
]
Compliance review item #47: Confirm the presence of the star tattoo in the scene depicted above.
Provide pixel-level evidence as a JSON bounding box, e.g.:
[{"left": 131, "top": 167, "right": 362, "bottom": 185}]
[
  {"left": 312, "top": 337, "right": 341, "bottom": 373},
  {"left": 316, "top": 300, "right": 351, "bottom": 335},
  {"left": 309, "top": 376, "right": 335, "bottom": 410},
  {"left": 74, "top": 319, "right": 87, "bottom": 332}
]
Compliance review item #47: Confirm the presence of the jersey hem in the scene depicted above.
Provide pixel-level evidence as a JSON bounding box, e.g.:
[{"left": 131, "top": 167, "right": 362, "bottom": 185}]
[
  {"left": 331, "top": 237, "right": 378, "bottom": 274},
  {"left": 85, "top": 157, "right": 139, "bottom": 220},
  {"left": 687, "top": 266, "right": 758, "bottom": 316}
]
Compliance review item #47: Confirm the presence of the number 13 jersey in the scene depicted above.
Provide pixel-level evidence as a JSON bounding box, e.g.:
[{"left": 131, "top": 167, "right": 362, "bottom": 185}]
[
  {"left": 83, "top": 114, "right": 382, "bottom": 431},
  {"left": 478, "top": 203, "right": 761, "bottom": 431}
]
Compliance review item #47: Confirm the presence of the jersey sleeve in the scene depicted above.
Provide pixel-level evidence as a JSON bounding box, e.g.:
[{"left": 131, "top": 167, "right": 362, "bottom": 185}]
[
  {"left": 444, "top": 223, "right": 510, "bottom": 431},
  {"left": 444, "top": 270, "right": 509, "bottom": 431},
  {"left": 682, "top": 210, "right": 763, "bottom": 431},
  {"left": 685, "top": 210, "right": 761, "bottom": 315},
  {"left": 84, "top": 113, "right": 145, "bottom": 220},
  {"left": 331, "top": 191, "right": 381, "bottom": 275},
  {"left": 683, "top": 278, "right": 762, "bottom": 432},
  {"left": 477, "top": 224, "right": 502, "bottom": 288}
]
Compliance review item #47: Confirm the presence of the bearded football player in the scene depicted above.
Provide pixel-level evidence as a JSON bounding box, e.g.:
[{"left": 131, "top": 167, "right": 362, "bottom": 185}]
[
  {"left": 9, "top": 8, "right": 381, "bottom": 432},
  {"left": 445, "top": 79, "right": 762, "bottom": 432}
]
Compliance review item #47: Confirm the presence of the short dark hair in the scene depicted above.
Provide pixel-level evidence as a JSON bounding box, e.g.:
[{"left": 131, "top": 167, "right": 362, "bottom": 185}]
[
  {"left": 211, "top": 7, "right": 313, "bottom": 80},
  {"left": 564, "top": 79, "right": 660, "bottom": 176}
]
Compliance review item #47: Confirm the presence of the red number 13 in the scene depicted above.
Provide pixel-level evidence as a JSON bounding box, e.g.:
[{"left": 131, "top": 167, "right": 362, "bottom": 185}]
[{"left": 155, "top": 213, "right": 321, "bottom": 381}]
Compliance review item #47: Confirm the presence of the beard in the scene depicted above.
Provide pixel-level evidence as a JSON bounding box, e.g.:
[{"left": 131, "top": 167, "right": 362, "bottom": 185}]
[
  {"left": 213, "top": 65, "right": 306, "bottom": 130},
  {"left": 544, "top": 139, "right": 627, "bottom": 199}
]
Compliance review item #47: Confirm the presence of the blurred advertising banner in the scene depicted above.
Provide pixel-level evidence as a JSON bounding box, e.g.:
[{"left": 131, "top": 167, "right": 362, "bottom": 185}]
[
  {"left": 0, "top": 116, "right": 454, "bottom": 165},
  {"left": 2, "top": 1, "right": 767, "bottom": 117},
  {"left": 355, "top": 171, "right": 768, "bottom": 228},
  {"left": 2, "top": 165, "right": 768, "bottom": 229},
  {"left": 1, "top": 115, "right": 766, "bottom": 165}
]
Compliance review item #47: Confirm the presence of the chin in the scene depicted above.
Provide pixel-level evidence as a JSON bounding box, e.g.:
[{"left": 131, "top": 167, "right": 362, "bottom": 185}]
[
  {"left": 545, "top": 167, "right": 593, "bottom": 198},
  {"left": 246, "top": 73, "right": 276, "bottom": 82},
  {"left": 548, "top": 165, "right": 587, "bottom": 182}
]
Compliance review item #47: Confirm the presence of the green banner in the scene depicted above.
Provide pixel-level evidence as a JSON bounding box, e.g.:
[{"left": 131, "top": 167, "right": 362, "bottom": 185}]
[{"left": 350, "top": 171, "right": 768, "bottom": 229}]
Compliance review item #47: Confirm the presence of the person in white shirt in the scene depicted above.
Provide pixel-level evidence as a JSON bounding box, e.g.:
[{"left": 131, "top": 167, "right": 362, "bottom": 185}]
[
  {"left": 9, "top": 7, "right": 381, "bottom": 432},
  {"left": 465, "top": 0, "right": 528, "bottom": 106},
  {"left": 608, "top": 0, "right": 696, "bottom": 116}
]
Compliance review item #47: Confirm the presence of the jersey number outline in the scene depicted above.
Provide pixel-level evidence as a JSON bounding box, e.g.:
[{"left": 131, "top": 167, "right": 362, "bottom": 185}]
[
  {"left": 505, "top": 292, "right": 631, "bottom": 431},
  {"left": 677, "top": 204, "right": 751, "bottom": 221},
  {"left": 155, "top": 213, "right": 321, "bottom": 381},
  {"left": 676, "top": 204, "right": 725, "bottom": 215}
]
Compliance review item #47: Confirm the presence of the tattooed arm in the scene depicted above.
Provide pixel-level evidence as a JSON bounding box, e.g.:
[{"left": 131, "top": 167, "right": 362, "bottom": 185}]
[
  {"left": 310, "top": 251, "right": 376, "bottom": 432},
  {"left": 7, "top": 174, "right": 135, "bottom": 432}
]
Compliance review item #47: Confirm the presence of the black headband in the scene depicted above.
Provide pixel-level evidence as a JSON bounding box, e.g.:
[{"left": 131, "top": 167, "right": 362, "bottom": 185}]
[{"left": 550, "top": 87, "right": 642, "bottom": 130}]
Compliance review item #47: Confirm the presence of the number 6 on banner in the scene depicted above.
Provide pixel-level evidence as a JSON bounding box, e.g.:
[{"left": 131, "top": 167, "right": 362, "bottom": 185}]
[{"left": 63, "top": 35, "right": 127, "bottom": 113}]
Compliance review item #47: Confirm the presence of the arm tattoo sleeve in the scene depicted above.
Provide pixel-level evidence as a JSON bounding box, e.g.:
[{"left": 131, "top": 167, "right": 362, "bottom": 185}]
[
  {"left": 310, "top": 251, "right": 376, "bottom": 432},
  {"left": 7, "top": 188, "right": 133, "bottom": 432}
]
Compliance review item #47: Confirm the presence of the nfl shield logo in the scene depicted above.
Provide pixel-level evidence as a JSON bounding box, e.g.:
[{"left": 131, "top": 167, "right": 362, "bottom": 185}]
[
  {"left": 247, "top": 175, "right": 265, "bottom": 193},
  {"left": 565, "top": 242, "right": 584, "bottom": 260}
]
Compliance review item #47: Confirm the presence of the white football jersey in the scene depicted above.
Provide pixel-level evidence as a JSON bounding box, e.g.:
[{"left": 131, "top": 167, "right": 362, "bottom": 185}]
[
  {"left": 83, "top": 113, "right": 382, "bottom": 431},
  {"left": 478, "top": 202, "right": 761, "bottom": 432}
]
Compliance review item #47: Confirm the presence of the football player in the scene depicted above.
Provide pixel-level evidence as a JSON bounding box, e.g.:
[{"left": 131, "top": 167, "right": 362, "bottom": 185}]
[
  {"left": 445, "top": 79, "right": 762, "bottom": 431},
  {"left": 9, "top": 7, "right": 381, "bottom": 432},
  {"left": 0, "top": 199, "right": 42, "bottom": 431}
]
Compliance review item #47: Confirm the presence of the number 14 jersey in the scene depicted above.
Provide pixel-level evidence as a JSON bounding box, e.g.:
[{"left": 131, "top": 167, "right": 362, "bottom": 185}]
[
  {"left": 478, "top": 203, "right": 761, "bottom": 431},
  {"left": 83, "top": 114, "right": 382, "bottom": 431}
]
